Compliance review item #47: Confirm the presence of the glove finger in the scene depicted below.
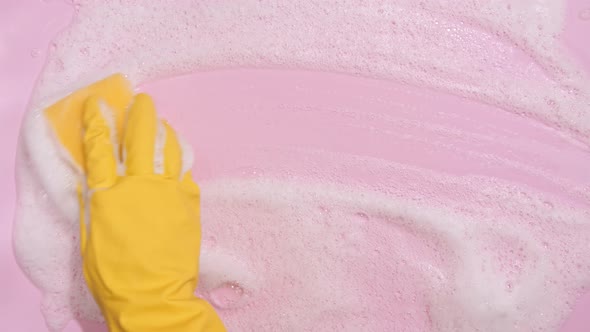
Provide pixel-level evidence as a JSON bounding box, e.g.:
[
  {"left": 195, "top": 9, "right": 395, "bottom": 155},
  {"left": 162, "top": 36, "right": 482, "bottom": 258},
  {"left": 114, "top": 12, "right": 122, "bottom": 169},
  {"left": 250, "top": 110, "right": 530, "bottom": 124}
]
[
  {"left": 181, "top": 171, "right": 200, "bottom": 194},
  {"left": 163, "top": 121, "right": 182, "bottom": 180},
  {"left": 124, "top": 93, "right": 157, "bottom": 176},
  {"left": 82, "top": 97, "right": 118, "bottom": 189}
]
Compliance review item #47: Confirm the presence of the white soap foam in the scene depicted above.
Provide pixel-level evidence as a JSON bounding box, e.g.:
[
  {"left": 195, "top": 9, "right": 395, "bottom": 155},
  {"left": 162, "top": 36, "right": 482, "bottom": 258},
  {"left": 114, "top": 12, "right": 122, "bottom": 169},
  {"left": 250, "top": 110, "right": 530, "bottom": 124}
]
[
  {"left": 193, "top": 173, "right": 590, "bottom": 332},
  {"left": 13, "top": 0, "right": 590, "bottom": 331},
  {"left": 33, "top": 0, "right": 590, "bottom": 142}
]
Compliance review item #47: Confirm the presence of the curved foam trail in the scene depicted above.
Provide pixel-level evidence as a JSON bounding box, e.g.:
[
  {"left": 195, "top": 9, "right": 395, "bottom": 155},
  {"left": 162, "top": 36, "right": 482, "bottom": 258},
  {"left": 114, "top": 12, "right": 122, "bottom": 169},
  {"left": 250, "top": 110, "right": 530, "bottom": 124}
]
[
  {"left": 33, "top": 0, "right": 590, "bottom": 142},
  {"left": 12, "top": 1, "right": 590, "bottom": 331},
  {"left": 196, "top": 175, "right": 590, "bottom": 332}
]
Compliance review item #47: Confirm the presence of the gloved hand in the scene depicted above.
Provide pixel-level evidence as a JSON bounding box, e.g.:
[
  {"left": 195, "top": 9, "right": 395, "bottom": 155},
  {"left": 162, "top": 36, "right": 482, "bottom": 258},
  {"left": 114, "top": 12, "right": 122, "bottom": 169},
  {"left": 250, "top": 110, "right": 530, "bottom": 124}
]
[{"left": 79, "top": 93, "right": 226, "bottom": 332}]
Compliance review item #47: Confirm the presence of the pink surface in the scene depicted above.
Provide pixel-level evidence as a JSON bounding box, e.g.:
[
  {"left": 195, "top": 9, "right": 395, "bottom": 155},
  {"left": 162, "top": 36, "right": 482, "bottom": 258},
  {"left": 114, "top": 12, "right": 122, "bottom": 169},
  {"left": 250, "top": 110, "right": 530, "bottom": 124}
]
[{"left": 1, "top": 0, "right": 590, "bottom": 331}]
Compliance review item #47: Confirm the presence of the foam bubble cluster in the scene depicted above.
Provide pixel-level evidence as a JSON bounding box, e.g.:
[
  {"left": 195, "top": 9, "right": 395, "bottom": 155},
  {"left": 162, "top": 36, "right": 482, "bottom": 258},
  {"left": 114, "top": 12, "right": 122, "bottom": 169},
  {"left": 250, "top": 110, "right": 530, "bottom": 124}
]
[
  {"left": 13, "top": 0, "right": 590, "bottom": 331},
  {"left": 195, "top": 174, "right": 590, "bottom": 331},
  {"left": 34, "top": 0, "right": 590, "bottom": 142}
]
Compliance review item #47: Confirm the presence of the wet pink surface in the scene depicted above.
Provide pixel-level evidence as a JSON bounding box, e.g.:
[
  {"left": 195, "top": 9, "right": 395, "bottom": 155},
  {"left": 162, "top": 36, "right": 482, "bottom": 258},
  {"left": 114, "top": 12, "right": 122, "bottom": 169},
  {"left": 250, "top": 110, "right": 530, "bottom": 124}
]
[{"left": 1, "top": 0, "right": 590, "bottom": 331}]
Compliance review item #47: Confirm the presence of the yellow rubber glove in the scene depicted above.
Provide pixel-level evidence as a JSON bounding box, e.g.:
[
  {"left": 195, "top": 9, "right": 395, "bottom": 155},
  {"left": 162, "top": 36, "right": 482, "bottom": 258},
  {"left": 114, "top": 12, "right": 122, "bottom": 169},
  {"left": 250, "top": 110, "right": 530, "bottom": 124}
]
[{"left": 80, "top": 93, "right": 226, "bottom": 332}]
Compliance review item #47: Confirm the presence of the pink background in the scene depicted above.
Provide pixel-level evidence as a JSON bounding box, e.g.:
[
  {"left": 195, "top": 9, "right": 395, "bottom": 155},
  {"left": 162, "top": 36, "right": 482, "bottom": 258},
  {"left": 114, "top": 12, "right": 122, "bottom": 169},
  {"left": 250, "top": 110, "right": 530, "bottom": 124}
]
[{"left": 1, "top": 0, "right": 590, "bottom": 331}]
